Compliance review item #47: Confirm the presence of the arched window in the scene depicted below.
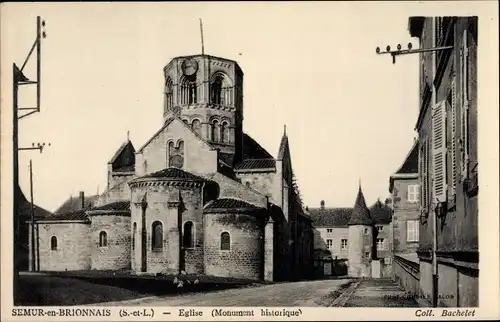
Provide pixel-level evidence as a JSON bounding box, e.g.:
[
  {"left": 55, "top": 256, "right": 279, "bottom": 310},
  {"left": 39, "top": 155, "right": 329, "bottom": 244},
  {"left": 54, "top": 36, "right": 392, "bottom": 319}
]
[
  {"left": 99, "top": 231, "right": 107, "bottom": 247},
  {"left": 188, "top": 82, "right": 197, "bottom": 104},
  {"left": 183, "top": 119, "right": 189, "bottom": 124},
  {"left": 211, "top": 76, "right": 224, "bottom": 105},
  {"left": 152, "top": 221, "right": 163, "bottom": 250},
  {"left": 220, "top": 232, "right": 231, "bottom": 251},
  {"left": 183, "top": 221, "right": 194, "bottom": 248},
  {"left": 132, "top": 223, "right": 137, "bottom": 250},
  {"left": 180, "top": 78, "right": 197, "bottom": 105},
  {"left": 221, "top": 121, "right": 229, "bottom": 143},
  {"left": 211, "top": 120, "right": 220, "bottom": 142},
  {"left": 191, "top": 119, "right": 202, "bottom": 136},
  {"left": 50, "top": 236, "right": 57, "bottom": 251},
  {"left": 168, "top": 140, "right": 184, "bottom": 168},
  {"left": 165, "top": 77, "right": 173, "bottom": 110}
]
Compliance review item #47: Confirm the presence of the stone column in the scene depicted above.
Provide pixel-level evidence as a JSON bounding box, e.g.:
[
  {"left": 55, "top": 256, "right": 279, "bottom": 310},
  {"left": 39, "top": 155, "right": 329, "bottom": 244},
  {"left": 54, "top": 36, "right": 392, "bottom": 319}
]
[
  {"left": 264, "top": 219, "right": 274, "bottom": 282},
  {"left": 167, "top": 201, "right": 181, "bottom": 274},
  {"left": 140, "top": 202, "right": 147, "bottom": 273}
]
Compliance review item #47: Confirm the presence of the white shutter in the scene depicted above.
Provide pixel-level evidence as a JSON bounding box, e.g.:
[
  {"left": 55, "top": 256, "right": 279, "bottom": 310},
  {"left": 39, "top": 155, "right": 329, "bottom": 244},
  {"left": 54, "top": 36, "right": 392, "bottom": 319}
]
[
  {"left": 432, "top": 100, "right": 447, "bottom": 203},
  {"left": 461, "top": 29, "right": 470, "bottom": 178},
  {"left": 449, "top": 77, "right": 457, "bottom": 198}
]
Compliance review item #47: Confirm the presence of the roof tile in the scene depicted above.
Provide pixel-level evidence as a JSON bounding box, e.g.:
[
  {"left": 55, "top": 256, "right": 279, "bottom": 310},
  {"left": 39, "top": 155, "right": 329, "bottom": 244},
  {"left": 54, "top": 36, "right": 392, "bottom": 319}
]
[
  {"left": 348, "top": 186, "right": 373, "bottom": 225},
  {"left": 92, "top": 201, "right": 130, "bottom": 212},
  {"left": 138, "top": 167, "right": 207, "bottom": 181},
  {"left": 308, "top": 208, "right": 352, "bottom": 227},
  {"left": 395, "top": 141, "right": 419, "bottom": 174},
  {"left": 234, "top": 158, "right": 276, "bottom": 171},
  {"left": 40, "top": 209, "right": 90, "bottom": 222},
  {"left": 204, "top": 198, "right": 264, "bottom": 212}
]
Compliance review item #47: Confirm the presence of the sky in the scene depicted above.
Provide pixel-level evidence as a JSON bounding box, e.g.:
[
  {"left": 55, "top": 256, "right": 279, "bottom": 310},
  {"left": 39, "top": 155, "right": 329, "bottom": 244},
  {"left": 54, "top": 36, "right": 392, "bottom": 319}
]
[{"left": 0, "top": 2, "right": 493, "bottom": 212}]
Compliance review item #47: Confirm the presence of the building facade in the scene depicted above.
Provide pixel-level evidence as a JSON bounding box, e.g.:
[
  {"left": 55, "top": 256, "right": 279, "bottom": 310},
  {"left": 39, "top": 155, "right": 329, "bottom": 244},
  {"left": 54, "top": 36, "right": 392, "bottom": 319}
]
[
  {"left": 309, "top": 187, "right": 393, "bottom": 278},
  {"left": 408, "top": 16, "right": 479, "bottom": 307},
  {"left": 389, "top": 141, "right": 421, "bottom": 295},
  {"left": 30, "top": 54, "right": 314, "bottom": 282}
]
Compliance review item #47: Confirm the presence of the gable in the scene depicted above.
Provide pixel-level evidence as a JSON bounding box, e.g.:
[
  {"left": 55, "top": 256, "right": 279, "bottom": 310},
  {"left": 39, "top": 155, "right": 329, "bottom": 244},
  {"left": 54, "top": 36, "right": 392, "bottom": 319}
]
[
  {"left": 137, "top": 118, "right": 218, "bottom": 175},
  {"left": 110, "top": 141, "right": 136, "bottom": 172}
]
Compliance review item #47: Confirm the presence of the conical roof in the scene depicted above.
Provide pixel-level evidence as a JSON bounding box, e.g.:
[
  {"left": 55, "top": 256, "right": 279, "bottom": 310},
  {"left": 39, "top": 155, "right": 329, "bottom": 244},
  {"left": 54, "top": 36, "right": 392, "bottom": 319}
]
[{"left": 348, "top": 185, "right": 373, "bottom": 226}]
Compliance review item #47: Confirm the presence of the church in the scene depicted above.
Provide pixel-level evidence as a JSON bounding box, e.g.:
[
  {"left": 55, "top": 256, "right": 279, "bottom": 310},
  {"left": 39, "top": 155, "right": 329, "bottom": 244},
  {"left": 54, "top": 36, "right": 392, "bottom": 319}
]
[{"left": 30, "top": 54, "right": 314, "bottom": 282}]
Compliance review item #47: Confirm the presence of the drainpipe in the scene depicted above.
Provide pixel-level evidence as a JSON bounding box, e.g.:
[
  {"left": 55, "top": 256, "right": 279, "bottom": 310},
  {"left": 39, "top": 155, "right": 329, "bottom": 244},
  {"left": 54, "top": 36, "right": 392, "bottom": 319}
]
[{"left": 431, "top": 17, "right": 439, "bottom": 308}]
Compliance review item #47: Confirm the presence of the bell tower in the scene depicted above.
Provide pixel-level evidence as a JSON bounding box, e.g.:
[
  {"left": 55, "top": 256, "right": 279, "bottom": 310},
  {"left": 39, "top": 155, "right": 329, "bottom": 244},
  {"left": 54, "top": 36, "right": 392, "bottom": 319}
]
[{"left": 163, "top": 55, "right": 244, "bottom": 166}]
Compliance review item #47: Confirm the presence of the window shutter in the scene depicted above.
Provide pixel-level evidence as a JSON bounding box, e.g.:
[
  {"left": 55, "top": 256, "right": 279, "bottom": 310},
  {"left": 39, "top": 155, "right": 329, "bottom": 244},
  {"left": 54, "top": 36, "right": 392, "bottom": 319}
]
[
  {"left": 449, "top": 77, "right": 458, "bottom": 198},
  {"left": 432, "top": 100, "right": 447, "bottom": 203},
  {"left": 461, "top": 29, "right": 470, "bottom": 179}
]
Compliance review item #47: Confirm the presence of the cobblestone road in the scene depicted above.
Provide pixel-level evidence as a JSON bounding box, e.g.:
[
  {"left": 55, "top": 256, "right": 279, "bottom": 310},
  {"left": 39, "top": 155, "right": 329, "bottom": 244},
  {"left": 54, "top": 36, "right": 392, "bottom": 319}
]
[{"left": 103, "top": 279, "right": 354, "bottom": 307}]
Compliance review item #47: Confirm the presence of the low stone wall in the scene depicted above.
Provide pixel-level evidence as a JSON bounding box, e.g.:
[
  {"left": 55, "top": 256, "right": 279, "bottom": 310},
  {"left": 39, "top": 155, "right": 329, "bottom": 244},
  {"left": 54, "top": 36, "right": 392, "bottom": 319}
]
[{"left": 393, "top": 254, "right": 420, "bottom": 296}]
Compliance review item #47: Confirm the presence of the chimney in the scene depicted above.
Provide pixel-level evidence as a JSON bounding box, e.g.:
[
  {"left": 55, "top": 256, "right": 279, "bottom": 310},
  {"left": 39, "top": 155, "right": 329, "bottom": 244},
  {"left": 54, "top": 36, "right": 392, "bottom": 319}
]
[
  {"left": 79, "top": 191, "right": 85, "bottom": 209},
  {"left": 320, "top": 200, "right": 325, "bottom": 209}
]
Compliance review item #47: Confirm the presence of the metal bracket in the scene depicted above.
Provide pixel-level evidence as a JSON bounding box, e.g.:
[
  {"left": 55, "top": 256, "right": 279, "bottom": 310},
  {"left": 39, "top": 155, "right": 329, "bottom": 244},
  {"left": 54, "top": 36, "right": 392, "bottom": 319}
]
[{"left": 376, "top": 43, "right": 454, "bottom": 64}]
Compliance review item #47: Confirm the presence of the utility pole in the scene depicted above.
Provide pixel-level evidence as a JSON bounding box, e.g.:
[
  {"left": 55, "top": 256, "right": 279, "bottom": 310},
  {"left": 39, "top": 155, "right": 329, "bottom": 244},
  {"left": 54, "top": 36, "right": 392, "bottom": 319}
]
[
  {"left": 29, "top": 160, "right": 36, "bottom": 272},
  {"left": 13, "top": 16, "right": 49, "bottom": 300}
]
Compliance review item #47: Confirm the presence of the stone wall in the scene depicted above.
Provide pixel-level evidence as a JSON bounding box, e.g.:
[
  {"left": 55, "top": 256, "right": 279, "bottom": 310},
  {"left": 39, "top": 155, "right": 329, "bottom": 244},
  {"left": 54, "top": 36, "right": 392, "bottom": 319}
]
[
  {"left": 35, "top": 222, "right": 91, "bottom": 271},
  {"left": 90, "top": 214, "right": 131, "bottom": 270},
  {"left": 391, "top": 178, "right": 420, "bottom": 254},
  {"left": 315, "top": 227, "right": 349, "bottom": 259},
  {"left": 130, "top": 183, "right": 204, "bottom": 274},
  {"left": 348, "top": 225, "right": 373, "bottom": 277},
  {"left": 211, "top": 172, "right": 267, "bottom": 207},
  {"left": 237, "top": 172, "right": 275, "bottom": 201},
  {"left": 204, "top": 213, "right": 263, "bottom": 280},
  {"left": 374, "top": 223, "right": 393, "bottom": 260},
  {"left": 393, "top": 255, "right": 420, "bottom": 296}
]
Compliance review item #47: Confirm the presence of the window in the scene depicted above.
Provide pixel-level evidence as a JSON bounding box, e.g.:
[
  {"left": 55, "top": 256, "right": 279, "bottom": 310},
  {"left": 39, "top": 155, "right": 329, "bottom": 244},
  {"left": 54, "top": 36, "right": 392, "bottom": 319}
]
[
  {"left": 211, "top": 120, "right": 220, "bottom": 142},
  {"left": 183, "top": 221, "right": 194, "bottom": 249},
  {"left": 407, "top": 185, "right": 420, "bottom": 203},
  {"left": 432, "top": 100, "right": 447, "bottom": 203},
  {"left": 211, "top": 75, "right": 224, "bottom": 105},
  {"left": 407, "top": 220, "right": 419, "bottom": 242},
  {"left": 326, "top": 239, "right": 333, "bottom": 250},
  {"left": 220, "top": 232, "right": 230, "bottom": 251},
  {"left": 384, "top": 257, "right": 392, "bottom": 265},
  {"left": 152, "top": 221, "right": 163, "bottom": 250},
  {"left": 363, "top": 228, "right": 369, "bottom": 235},
  {"left": 99, "top": 231, "right": 107, "bottom": 247},
  {"left": 50, "top": 236, "right": 57, "bottom": 251},
  {"left": 377, "top": 238, "right": 385, "bottom": 251},
  {"left": 168, "top": 140, "right": 184, "bottom": 169},
  {"left": 326, "top": 228, "right": 333, "bottom": 233},
  {"left": 180, "top": 78, "right": 197, "bottom": 105},
  {"left": 220, "top": 121, "right": 229, "bottom": 143},
  {"left": 365, "top": 252, "right": 371, "bottom": 259},
  {"left": 377, "top": 226, "right": 383, "bottom": 232},
  {"left": 191, "top": 119, "right": 202, "bottom": 136},
  {"left": 341, "top": 239, "right": 348, "bottom": 250},
  {"left": 132, "top": 223, "right": 137, "bottom": 250},
  {"left": 165, "top": 78, "right": 173, "bottom": 111}
]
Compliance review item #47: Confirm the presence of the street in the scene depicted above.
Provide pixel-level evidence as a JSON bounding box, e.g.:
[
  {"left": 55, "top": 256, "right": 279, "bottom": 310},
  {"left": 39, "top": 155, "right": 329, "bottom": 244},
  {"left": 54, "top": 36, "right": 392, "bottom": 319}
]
[{"left": 100, "top": 279, "right": 355, "bottom": 307}]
